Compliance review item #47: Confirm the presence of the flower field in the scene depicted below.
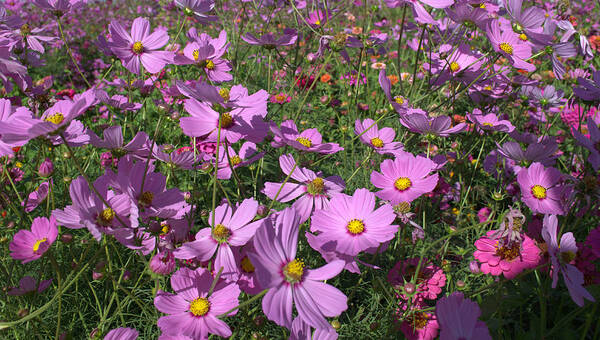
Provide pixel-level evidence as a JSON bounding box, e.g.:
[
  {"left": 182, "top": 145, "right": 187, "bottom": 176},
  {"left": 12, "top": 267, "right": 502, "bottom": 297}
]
[{"left": 1, "top": 0, "right": 600, "bottom": 339}]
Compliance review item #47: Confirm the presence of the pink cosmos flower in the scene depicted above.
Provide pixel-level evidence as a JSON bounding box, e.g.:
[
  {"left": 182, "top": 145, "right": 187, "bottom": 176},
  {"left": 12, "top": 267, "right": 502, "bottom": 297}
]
[
  {"left": 242, "top": 28, "right": 298, "bottom": 48},
  {"left": 387, "top": 257, "right": 446, "bottom": 300},
  {"left": 517, "top": 162, "right": 569, "bottom": 215},
  {"left": 104, "top": 327, "right": 138, "bottom": 340},
  {"left": 154, "top": 267, "right": 240, "bottom": 339},
  {"left": 271, "top": 120, "right": 344, "bottom": 154},
  {"left": 400, "top": 112, "right": 467, "bottom": 137},
  {"left": 385, "top": 0, "right": 453, "bottom": 24},
  {"left": 263, "top": 154, "right": 345, "bottom": 223},
  {"left": 541, "top": 215, "right": 595, "bottom": 307},
  {"left": 435, "top": 292, "right": 491, "bottom": 340},
  {"left": 0, "top": 98, "right": 34, "bottom": 158},
  {"left": 174, "top": 198, "right": 261, "bottom": 281},
  {"left": 174, "top": 0, "right": 217, "bottom": 24},
  {"left": 174, "top": 30, "right": 232, "bottom": 83},
  {"left": 485, "top": 20, "right": 535, "bottom": 72},
  {"left": 33, "top": 0, "right": 87, "bottom": 15},
  {"left": 109, "top": 17, "right": 173, "bottom": 74},
  {"left": 249, "top": 207, "right": 348, "bottom": 331},
  {"left": 234, "top": 245, "right": 263, "bottom": 295},
  {"left": 466, "top": 109, "right": 515, "bottom": 133},
  {"left": 290, "top": 316, "right": 339, "bottom": 340},
  {"left": 9, "top": 216, "right": 58, "bottom": 264},
  {"left": 214, "top": 142, "right": 264, "bottom": 180},
  {"left": 573, "top": 117, "right": 600, "bottom": 171},
  {"left": 370, "top": 153, "right": 439, "bottom": 204},
  {"left": 88, "top": 125, "right": 151, "bottom": 159},
  {"left": 354, "top": 118, "right": 404, "bottom": 156},
  {"left": 474, "top": 231, "right": 541, "bottom": 279},
  {"left": 22, "top": 181, "right": 50, "bottom": 213},
  {"left": 150, "top": 250, "right": 176, "bottom": 275},
  {"left": 310, "top": 188, "right": 398, "bottom": 258},
  {"left": 7, "top": 276, "right": 52, "bottom": 296}
]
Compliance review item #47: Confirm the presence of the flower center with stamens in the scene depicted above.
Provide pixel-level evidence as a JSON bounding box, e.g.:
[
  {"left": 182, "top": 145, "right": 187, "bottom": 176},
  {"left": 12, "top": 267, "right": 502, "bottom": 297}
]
[
  {"left": 561, "top": 251, "right": 576, "bottom": 263},
  {"left": 394, "top": 201, "right": 411, "bottom": 214},
  {"left": 219, "top": 88, "right": 230, "bottom": 101},
  {"left": 192, "top": 49, "right": 200, "bottom": 61},
  {"left": 45, "top": 112, "right": 64, "bottom": 125},
  {"left": 275, "top": 94, "right": 287, "bottom": 102},
  {"left": 32, "top": 238, "right": 47, "bottom": 252},
  {"left": 531, "top": 185, "right": 547, "bottom": 199},
  {"left": 307, "top": 177, "right": 325, "bottom": 195},
  {"left": 371, "top": 137, "right": 384, "bottom": 148},
  {"left": 201, "top": 59, "right": 215, "bottom": 70},
  {"left": 346, "top": 219, "right": 365, "bottom": 235},
  {"left": 394, "top": 96, "right": 405, "bottom": 104},
  {"left": 98, "top": 208, "right": 115, "bottom": 226},
  {"left": 184, "top": 7, "right": 194, "bottom": 16},
  {"left": 499, "top": 42, "right": 513, "bottom": 55},
  {"left": 496, "top": 242, "right": 521, "bottom": 261},
  {"left": 394, "top": 177, "right": 412, "bottom": 191},
  {"left": 160, "top": 223, "right": 170, "bottom": 236},
  {"left": 189, "top": 297, "right": 210, "bottom": 317},
  {"left": 296, "top": 137, "right": 312, "bottom": 148},
  {"left": 132, "top": 41, "right": 144, "bottom": 54},
  {"left": 283, "top": 259, "right": 305, "bottom": 283},
  {"left": 139, "top": 191, "right": 154, "bottom": 207},
  {"left": 519, "top": 33, "right": 528, "bottom": 41},
  {"left": 450, "top": 62, "right": 460, "bottom": 72},
  {"left": 314, "top": 20, "right": 321, "bottom": 26},
  {"left": 408, "top": 312, "right": 429, "bottom": 329},
  {"left": 219, "top": 112, "right": 234, "bottom": 128},
  {"left": 20, "top": 24, "right": 30, "bottom": 35},
  {"left": 212, "top": 224, "right": 231, "bottom": 243},
  {"left": 230, "top": 155, "right": 242, "bottom": 166},
  {"left": 241, "top": 256, "right": 255, "bottom": 273}
]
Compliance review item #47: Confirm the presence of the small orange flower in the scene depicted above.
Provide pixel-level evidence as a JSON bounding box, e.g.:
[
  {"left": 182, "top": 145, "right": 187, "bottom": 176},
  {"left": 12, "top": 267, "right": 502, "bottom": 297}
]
[
  {"left": 452, "top": 114, "right": 466, "bottom": 124},
  {"left": 320, "top": 73, "right": 331, "bottom": 83},
  {"left": 387, "top": 75, "right": 399, "bottom": 85}
]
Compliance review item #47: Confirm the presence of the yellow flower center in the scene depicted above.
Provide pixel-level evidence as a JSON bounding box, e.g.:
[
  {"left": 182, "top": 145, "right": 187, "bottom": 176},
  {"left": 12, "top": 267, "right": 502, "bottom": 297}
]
[
  {"left": 230, "top": 155, "right": 242, "bottom": 166},
  {"left": 394, "top": 201, "right": 411, "bottom": 214},
  {"left": 284, "top": 259, "right": 305, "bottom": 283},
  {"left": 275, "top": 94, "right": 287, "bottom": 102},
  {"left": 189, "top": 297, "right": 210, "bottom": 316},
  {"left": 519, "top": 33, "right": 528, "bottom": 41},
  {"left": 45, "top": 112, "right": 64, "bottom": 125},
  {"left": 132, "top": 41, "right": 144, "bottom": 54},
  {"left": 484, "top": 85, "right": 492, "bottom": 91},
  {"left": 202, "top": 59, "right": 215, "bottom": 70},
  {"left": 496, "top": 242, "right": 521, "bottom": 261},
  {"left": 219, "top": 88, "right": 230, "bottom": 101},
  {"left": 346, "top": 219, "right": 365, "bottom": 235},
  {"left": 192, "top": 49, "right": 200, "bottom": 61},
  {"left": 482, "top": 122, "right": 494, "bottom": 127},
  {"left": 20, "top": 24, "right": 31, "bottom": 35},
  {"left": 408, "top": 312, "right": 429, "bottom": 330},
  {"left": 98, "top": 208, "right": 115, "bottom": 226},
  {"left": 531, "top": 185, "right": 547, "bottom": 199},
  {"left": 394, "top": 177, "right": 412, "bottom": 191},
  {"left": 370, "top": 137, "right": 384, "bottom": 148},
  {"left": 314, "top": 20, "right": 321, "bottom": 26},
  {"left": 32, "top": 238, "right": 47, "bottom": 252},
  {"left": 561, "top": 251, "right": 576, "bottom": 263},
  {"left": 160, "top": 223, "right": 171, "bottom": 236},
  {"left": 296, "top": 137, "right": 312, "bottom": 148},
  {"left": 499, "top": 42, "right": 513, "bottom": 55},
  {"left": 394, "top": 96, "right": 405, "bottom": 104},
  {"left": 307, "top": 177, "right": 325, "bottom": 195},
  {"left": 212, "top": 224, "right": 231, "bottom": 243},
  {"left": 220, "top": 112, "right": 234, "bottom": 129},
  {"left": 450, "top": 61, "right": 460, "bottom": 72},
  {"left": 138, "top": 191, "right": 154, "bottom": 207},
  {"left": 241, "top": 256, "right": 255, "bottom": 273}
]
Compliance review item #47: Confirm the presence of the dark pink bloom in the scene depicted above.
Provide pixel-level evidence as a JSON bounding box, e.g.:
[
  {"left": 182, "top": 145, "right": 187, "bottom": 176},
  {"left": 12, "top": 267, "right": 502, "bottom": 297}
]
[
  {"left": 517, "top": 163, "right": 569, "bottom": 215},
  {"left": 9, "top": 216, "right": 58, "bottom": 264},
  {"left": 435, "top": 292, "right": 491, "bottom": 340},
  {"left": 154, "top": 267, "right": 240, "bottom": 339},
  {"left": 474, "top": 231, "right": 541, "bottom": 279},
  {"left": 398, "top": 302, "right": 439, "bottom": 340},
  {"left": 109, "top": 17, "right": 173, "bottom": 74}
]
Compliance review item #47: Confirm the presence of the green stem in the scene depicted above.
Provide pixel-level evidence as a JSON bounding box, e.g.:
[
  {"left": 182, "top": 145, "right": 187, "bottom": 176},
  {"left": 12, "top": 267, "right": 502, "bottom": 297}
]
[
  {"left": 57, "top": 18, "right": 91, "bottom": 88},
  {"left": 217, "top": 289, "right": 268, "bottom": 319}
]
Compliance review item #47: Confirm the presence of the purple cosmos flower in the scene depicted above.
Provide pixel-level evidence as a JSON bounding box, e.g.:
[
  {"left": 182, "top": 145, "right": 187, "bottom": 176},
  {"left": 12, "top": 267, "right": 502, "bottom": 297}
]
[
  {"left": 542, "top": 215, "right": 595, "bottom": 307},
  {"left": 290, "top": 316, "right": 339, "bottom": 340},
  {"left": 154, "top": 267, "right": 240, "bottom": 339},
  {"left": 2, "top": 17, "right": 56, "bottom": 54},
  {"left": 234, "top": 245, "right": 263, "bottom": 295},
  {"left": 242, "top": 28, "right": 298, "bottom": 48},
  {"left": 88, "top": 125, "right": 151, "bottom": 159},
  {"left": 22, "top": 181, "right": 50, "bottom": 213},
  {"left": 33, "top": 0, "right": 87, "bottom": 15},
  {"left": 174, "top": 0, "right": 217, "bottom": 24},
  {"left": 444, "top": 3, "right": 488, "bottom": 29},
  {"left": 505, "top": 0, "right": 550, "bottom": 45},
  {"left": 378, "top": 69, "right": 408, "bottom": 113},
  {"left": 400, "top": 111, "right": 467, "bottom": 137},
  {"left": 109, "top": 17, "right": 173, "bottom": 74},
  {"left": 0, "top": 98, "right": 33, "bottom": 157},
  {"left": 180, "top": 98, "right": 269, "bottom": 144},
  {"left": 522, "top": 85, "right": 564, "bottom": 109},
  {"left": 174, "top": 198, "right": 261, "bottom": 281},
  {"left": 540, "top": 20, "right": 577, "bottom": 80},
  {"left": 175, "top": 30, "right": 231, "bottom": 82},
  {"left": 556, "top": 20, "right": 594, "bottom": 60},
  {"left": 149, "top": 250, "right": 176, "bottom": 275},
  {"left": 573, "top": 117, "right": 600, "bottom": 171},
  {"left": 435, "top": 292, "right": 491, "bottom": 340},
  {"left": 271, "top": 120, "right": 343, "bottom": 154},
  {"left": 430, "top": 43, "right": 485, "bottom": 86},
  {"left": 385, "top": 0, "right": 454, "bottom": 25},
  {"left": 517, "top": 163, "right": 568, "bottom": 215},
  {"left": 574, "top": 71, "right": 600, "bottom": 102},
  {"left": 7, "top": 276, "right": 52, "bottom": 296},
  {"left": 52, "top": 176, "right": 135, "bottom": 241},
  {"left": 153, "top": 145, "right": 197, "bottom": 170},
  {"left": 104, "top": 327, "right": 138, "bottom": 340},
  {"left": 249, "top": 207, "right": 347, "bottom": 330},
  {"left": 496, "top": 141, "right": 557, "bottom": 172},
  {"left": 466, "top": 109, "right": 515, "bottom": 133},
  {"left": 370, "top": 153, "right": 439, "bottom": 204},
  {"left": 9, "top": 216, "right": 58, "bottom": 264},
  {"left": 310, "top": 188, "right": 398, "bottom": 258},
  {"left": 354, "top": 118, "right": 404, "bottom": 156},
  {"left": 486, "top": 20, "right": 535, "bottom": 72},
  {"left": 95, "top": 90, "right": 141, "bottom": 112},
  {"left": 262, "top": 154, "right": 345, "bottom": 223},
  {"left": 306, "top": 10, "right": 329, "bottom": 27},
  {"left": 215, "top": 141, "right": 264, "bottom": 180}
]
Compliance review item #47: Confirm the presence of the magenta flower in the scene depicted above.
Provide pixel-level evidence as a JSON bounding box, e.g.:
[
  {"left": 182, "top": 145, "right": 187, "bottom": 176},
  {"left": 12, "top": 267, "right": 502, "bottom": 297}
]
[
  {"left": 10, "top": 216, "right": 58, "bottom": 264},
  {"left": 175, "top": 34, "right": 232, "bottom": 83},
  {"left": 517, "top": 162, "right": 568, "bottom": 215},
  {"left": 242, "top": 28, "right": 298, "bottom": 48},
  {"left": 354, "top": 118, "right": 404, "bottom": 156},
  {"left": 271, "top": 120, "right": 343, "bottom": 154},
  {"left": 88, "top": 125, "right": 151, "bottom": 159},
  {"left": 263, "top": 154, "right": 345, "bottom": 223},
  {"left": 378, "top": 69, "right": 409, "bottom": 113},
  {"left": 485, "top": 20, "right": 535, "bottom": 72},
  {"left": 249, "top": 207, "right": 348, "bottom": 330},
  {"left": 435, "top": 292, "right": 491, "bottom": 340},
  {"left": 370, "top": 153, "right": 439, "bottom": 204},
  {"left": 174, "top": 198, "right": 261, "bottom": 281},
  {"left": 310, "top": 188, "right": 398, "bottom": 257},
  {"left": 474, "top": 231, "right": 541, "bottom": 279},
  {"left": 0, "top": 99, "right": 33, "bottom": 157},
  {"left": 387, "top": 257, "right": 446, "bottom": 301},
  {"left": 214, "top": 142, "right": 264, "bottom": 180},
  {"left": 466, "top": 109, "right": 515, "bottom": 133},
  {"left": 109, "top": 17, "right": 173, "bottom": 74},
  {"left": 541, "top": 215, "right": 595, "bottom": 307},
  {"left": 149, "top": 250, "right": 176, "bottom": 276},
  {"left": 104, "top": 327, "right": 138, "bottom": 340},
  {"left": 400, "top": 112, "right": 467, "bottom": 137},
  {"left": 175, "top": 0, "right": 217, "bottom": 24},
  {"left": 154, "top": 267, "right": 240, "bottom": 339},
  {"left": 7, "top": 276, "right": 52, "bottom": 296},
  {"left": 385, "top": 0, "right": 454, "bottom": 24},
  {"left": 397, "top": 301, "right": 439, "bottom": 340}
]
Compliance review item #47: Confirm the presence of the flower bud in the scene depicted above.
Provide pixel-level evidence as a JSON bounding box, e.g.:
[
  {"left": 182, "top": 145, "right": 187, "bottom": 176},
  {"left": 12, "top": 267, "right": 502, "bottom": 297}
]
[
  {"left": 60, "top": 233, "right": 73, "bottom": 243},
  {"left": 404, "top": 282, "right": 416, "bottom": 294},
  {"left": 469, "top": 260, "right": 480, "bottom": 274},
  {"left": 38, "top": 158, "right": 54, "bottom": 177}
]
